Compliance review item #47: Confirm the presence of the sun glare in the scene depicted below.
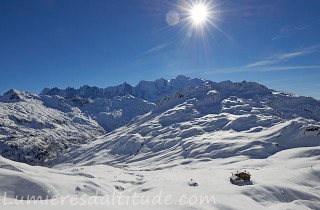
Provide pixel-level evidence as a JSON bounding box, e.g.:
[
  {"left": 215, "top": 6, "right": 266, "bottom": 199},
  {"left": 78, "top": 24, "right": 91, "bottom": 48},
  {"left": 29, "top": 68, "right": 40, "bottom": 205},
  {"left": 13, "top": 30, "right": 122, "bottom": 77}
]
[
  {"left": 168, "top": 0, "right": 224, "bottom": 44},
  {"left": 190, "top": 4, "right": 209, "bottom": 25}
]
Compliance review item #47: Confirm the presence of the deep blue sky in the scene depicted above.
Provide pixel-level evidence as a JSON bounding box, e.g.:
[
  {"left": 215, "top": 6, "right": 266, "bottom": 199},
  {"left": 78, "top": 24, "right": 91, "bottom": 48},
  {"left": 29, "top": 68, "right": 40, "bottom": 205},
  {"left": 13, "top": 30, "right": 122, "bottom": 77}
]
[{"left": 0, "top": 0, "right": 320, "bottom": 98}]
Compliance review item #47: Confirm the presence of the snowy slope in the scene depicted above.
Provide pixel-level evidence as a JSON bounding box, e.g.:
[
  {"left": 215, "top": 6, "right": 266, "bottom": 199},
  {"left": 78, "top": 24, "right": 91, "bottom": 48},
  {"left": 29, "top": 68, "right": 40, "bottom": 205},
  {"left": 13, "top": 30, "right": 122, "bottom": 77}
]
[
  {"left": 0, "top": 146, "right": 319, "bottom": 209},
  {"left": 67, "top": 95, "right": 155, "bottom": 132},
  {"left": 54, "top": 82, "right": 320, "bottom": 166},
  {"left": 0, "top": 89, "right": 104, "bottom": 165}
]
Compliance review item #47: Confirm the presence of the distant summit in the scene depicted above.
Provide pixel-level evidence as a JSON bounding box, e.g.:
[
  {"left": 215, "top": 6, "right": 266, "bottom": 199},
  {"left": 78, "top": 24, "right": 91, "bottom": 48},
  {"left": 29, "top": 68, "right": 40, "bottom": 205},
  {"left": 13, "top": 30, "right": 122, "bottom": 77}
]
[{"left": 40, "top": 75, "right": 207, "bottom": 102}]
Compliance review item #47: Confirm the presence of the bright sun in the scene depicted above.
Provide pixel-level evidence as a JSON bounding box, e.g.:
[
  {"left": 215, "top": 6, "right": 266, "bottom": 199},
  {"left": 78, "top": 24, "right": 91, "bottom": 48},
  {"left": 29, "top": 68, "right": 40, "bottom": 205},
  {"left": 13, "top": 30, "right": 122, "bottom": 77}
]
[
  {"left": 190, "top": 4, "right": 209, "bottom": 25},
  {"left": 172, "top": 0, "right": 221, "bottom": 41}
]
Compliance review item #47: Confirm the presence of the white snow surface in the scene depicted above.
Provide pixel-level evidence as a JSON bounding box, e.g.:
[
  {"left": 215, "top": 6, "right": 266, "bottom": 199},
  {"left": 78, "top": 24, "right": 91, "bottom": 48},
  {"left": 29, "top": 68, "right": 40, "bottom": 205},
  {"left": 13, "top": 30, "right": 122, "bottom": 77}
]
[
  {"left": 0, "top": 147, "right": 319, "bottom": 209},
  {"left": 0, "top": 76, "right": 320, "bottom": 209}
]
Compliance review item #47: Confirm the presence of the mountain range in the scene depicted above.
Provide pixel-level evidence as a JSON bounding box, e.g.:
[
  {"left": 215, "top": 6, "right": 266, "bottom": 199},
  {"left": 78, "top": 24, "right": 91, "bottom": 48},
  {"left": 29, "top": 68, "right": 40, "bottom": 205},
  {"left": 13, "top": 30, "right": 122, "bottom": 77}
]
[
  {"left": 0, "top": 75, "right": 320, "bottom": 209},
  {"left": 1, "top": 75, "right": 319, "bottom": 165}
]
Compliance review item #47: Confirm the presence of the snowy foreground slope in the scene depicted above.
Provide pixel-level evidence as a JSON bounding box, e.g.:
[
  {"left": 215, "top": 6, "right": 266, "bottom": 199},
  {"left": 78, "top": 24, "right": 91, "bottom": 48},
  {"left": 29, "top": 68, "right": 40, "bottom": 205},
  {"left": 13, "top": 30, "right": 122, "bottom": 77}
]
[
  {"left": 0, "top": 76, "right": 320, "bottom": 209},
  {"left": 0, "top": 147, "right": 319, "bottom": 209}
]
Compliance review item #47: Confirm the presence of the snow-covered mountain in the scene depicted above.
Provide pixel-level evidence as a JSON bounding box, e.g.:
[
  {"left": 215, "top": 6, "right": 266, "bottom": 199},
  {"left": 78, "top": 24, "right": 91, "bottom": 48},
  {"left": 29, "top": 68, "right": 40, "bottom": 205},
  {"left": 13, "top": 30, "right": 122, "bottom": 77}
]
[
  {"left": 53, "top": 81, "right": 320, "bottom": 166},
  {"left": 0, "top": 76, "right": 319, "bottom": 210},
  {"left": 0, "top": 89, "right": 105, "bottom": 165},
  {"left": 40, "top": 75, "right": 207, "bottom": 132},
  {"left": 1, "top": 76, "right": 320, "bottom": 166},
  {"left": 0, "top": 76, "right": 206, "bottom": 164}
]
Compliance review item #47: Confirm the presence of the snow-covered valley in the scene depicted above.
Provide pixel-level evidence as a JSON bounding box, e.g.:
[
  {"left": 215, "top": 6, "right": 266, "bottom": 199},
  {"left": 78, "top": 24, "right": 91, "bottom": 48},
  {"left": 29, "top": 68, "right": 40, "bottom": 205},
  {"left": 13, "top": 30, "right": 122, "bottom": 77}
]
[
  {"left": 0, "top": 76, "right": 319, "bottom": 209},
  {"left": 0, "top": 146, "right": 319, "bottom": 210}
]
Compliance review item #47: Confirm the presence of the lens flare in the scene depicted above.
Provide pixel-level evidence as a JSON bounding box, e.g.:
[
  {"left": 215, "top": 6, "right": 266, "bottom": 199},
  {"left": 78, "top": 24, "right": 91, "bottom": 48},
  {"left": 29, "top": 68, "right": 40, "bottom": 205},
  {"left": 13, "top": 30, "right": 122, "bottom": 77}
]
[{"left": 166, "top": 10, "right": 180, "bottom": 26}]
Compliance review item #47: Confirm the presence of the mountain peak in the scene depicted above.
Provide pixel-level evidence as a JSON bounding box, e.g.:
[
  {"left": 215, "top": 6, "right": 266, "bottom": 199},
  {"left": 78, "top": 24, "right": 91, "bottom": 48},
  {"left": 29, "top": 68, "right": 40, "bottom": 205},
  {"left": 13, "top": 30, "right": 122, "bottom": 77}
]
[
  {"left": 175, "top": 75, "right": 190, "bottom": 81},
  {"left": 40, "top": 87, "right": 61, "bottom": 96},
  {"left": 0, "top": 89, "right": 36, "bottom": 102}
]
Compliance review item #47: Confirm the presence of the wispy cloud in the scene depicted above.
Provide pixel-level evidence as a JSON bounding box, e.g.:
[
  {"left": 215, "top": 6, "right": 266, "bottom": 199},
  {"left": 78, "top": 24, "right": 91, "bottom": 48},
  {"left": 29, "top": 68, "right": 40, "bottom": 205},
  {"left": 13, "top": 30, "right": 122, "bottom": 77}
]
[
  {"left": 260, "top": 74, "right": 318, "bottom": 85},
  {"left": 261, "top": 65, "right": 320, "bottom": 72},
  {"left": 246, "top": 46, "right": 319, "bottom": 67},
  {"left": 272, "top": 24, "right": 309, "bottom": 40},
  {"left": 203, "top": 65, "right": 320, "bottom": 75},
  {"left": 176, "top": 45, "right": 320, "bottom": 78},
  {"left": 134, "top": 42, "right": 172, "bottom": 59}
]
